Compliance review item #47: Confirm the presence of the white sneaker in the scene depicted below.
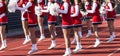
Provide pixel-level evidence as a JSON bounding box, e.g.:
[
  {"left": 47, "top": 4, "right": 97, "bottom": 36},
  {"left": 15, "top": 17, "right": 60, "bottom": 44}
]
[
  {"left": 23, "top": 38, "right": 31, "bottom": 44},
  {"left": 28, "top": 48, "right": 38, "bottom": 54},
  {"left": 38, "top": 35, "right": 45, "bottom": 41},
  {"left": 94, "top": 39, "right": 101, "bottom": 47},
  {"left": 86, "top": 33, "right": 92, "bottom": 38},
  {"left": 73, "top": 45, "right": 82, "bottom": 53},
  {"left": 107, "top": 35, "right": 115, "bottom": 43},
  {"left": 0, "top": 45, "right": 7, "bottom": 50},
  {"left": 63, "top": 51, "right": 71, "bottom": 56},
  {"left": 71, "top": 38, "right": 76, "bottom": 44},
  {"left": 48, "top": 43, "right": 56, "bottom": 49}
]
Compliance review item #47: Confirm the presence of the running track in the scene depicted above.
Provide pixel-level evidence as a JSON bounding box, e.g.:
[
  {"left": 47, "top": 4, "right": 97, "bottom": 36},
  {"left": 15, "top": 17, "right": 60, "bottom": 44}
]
[{"left": 0, "top": 16, "right": 120, "bottom": 56}]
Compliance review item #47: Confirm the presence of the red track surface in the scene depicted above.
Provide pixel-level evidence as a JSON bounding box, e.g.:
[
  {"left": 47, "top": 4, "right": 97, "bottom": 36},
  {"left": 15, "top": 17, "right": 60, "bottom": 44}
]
[{"left": 0, "top": 16, "right": 120, "bottom": 56}]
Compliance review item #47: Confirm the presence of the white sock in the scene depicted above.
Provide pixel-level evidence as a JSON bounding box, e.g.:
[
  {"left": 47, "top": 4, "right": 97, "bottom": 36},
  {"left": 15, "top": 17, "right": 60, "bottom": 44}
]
[
  {"left": 76, "top": 42, "right": 81, "bottom": 48},
  {"left": 66, "top": 48, "right": 70, "bottom": 52},
  {"left": 52, "top": 40, "right": 56, "bottom": 45},
  {"left": 4, "top": 40, "right": 6, "bottom": 46},
  {"left": 78, "top": 31, "right": 82, "bottom": 38},
  {"left": 41, "top": 34, "right": 45, "bottom": 37},
  {"left": 32, "top": 44, "right": 37, "bottom": 50},
  {"left": 112, "top": 32, "right": 115, "bottom": 37},
  {"left": 1, "top": 40, "right": 6, "bottom": 47},
  {"left": 26, "top": 35, "right": 30, "bottom": 40},
  {"left": 88, "top": 30, "right": 91, "bottom": 34},
  {"left": 96, "top": 38, "right": 100, "bottom": 42}
]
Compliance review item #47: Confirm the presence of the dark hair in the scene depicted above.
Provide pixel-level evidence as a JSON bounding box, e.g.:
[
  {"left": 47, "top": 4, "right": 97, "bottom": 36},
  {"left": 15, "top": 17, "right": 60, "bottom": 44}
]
[
  {"left": 4, "top": 0, "right": 9, "bottom": 15},
  {"left": 33, "top": 0, "right": 38, "bottom": 6}
]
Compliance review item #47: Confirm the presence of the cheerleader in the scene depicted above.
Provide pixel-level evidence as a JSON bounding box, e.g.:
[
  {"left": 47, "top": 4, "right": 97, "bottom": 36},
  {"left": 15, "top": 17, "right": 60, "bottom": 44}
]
[
  {"left": 41, "top": 0, "right": 57, "bottom": 49},
  {"left": 70, "top": 0, "right": 82, "bottom": 53},
  {"left": 106, "top": 0, "right": 116, "bottom": 42},
  {"left": 87, "top": 0, "right": 102, "bottom": 47},
  {"left": 16, "top": 0, "right": 38, "bottom": 54},
  {"left": 0, "top": 0, "right": 8, "bottom": 50},
  {"left": 84, "top": 0, "right": 92, "bottom": 37},
  {"left": 58, "top": 0, "right": 73, "bottom": 56},
  {"left": 37, "top": 0, "right": 46, "bottom": 41},
  {"left": 18, "top": 0, "right": 31, "bottom": 45}
]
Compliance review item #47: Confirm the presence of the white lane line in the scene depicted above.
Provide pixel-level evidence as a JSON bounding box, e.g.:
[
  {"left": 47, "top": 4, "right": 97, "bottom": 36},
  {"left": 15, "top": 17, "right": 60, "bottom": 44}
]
[
  {"left": 9, "top": 38, "right": 51, "bottom": 50},
  {"left": 107, "top": 33, "right": 120, "bottom": 56},
  {"left": 108, "top": 48, "right": 120, "bottom": 56}
]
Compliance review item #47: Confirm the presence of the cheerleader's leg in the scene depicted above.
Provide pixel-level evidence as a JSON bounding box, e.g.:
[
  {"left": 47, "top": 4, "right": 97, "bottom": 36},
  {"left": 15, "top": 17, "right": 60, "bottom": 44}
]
[
  {"left": 48, "top": 24, "right": 56, "bottom": 49},
  {"left": 86, "top": 19, "right": 92, "bottom": 38},
  {"left": 107, "top": 20, "right": 115, "bottom": 42},
  {"left": 28, "top": 26, "right": 38, "bottom": 54},
  {"left": 38, "top": 16, "right": 45, "bottom": 41},
  {"left": 22, "top": 19, "right": 31, "bottom": 45},
  {"left": 93, "top": 24, "right": 101, "bottom": 47},
  {"left": 73, "top": 27, "right": 82, "bottom": 53},
  {"left": 62, "top": 28, "right": 71, "bottom": 56},
  {"left": 0, "top": 25, "right": 7, "bottom": 50}
]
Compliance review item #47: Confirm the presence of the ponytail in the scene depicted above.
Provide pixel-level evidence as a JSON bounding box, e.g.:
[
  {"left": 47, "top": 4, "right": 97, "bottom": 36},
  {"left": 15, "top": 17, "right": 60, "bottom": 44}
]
[{"left": 4, "top": 0, "right": 9, "bottom": 15}]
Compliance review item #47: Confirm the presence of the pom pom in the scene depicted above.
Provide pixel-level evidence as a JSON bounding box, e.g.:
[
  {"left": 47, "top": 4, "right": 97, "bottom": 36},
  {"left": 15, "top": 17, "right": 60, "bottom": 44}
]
[
  {"left": 49, "top": 3, "right": 60, "bottom": 16},
  {"left": 8, "top": 0, "right": 19, "bottom": 13},
  {"left": 35, "top": 6, "right": 42, "bottom": 16}
]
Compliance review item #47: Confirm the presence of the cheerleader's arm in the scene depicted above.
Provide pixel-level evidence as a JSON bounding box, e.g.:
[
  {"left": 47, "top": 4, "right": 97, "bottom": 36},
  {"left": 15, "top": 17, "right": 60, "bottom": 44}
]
[
  {"left": 16, "top": 2, "right": 32, "bottom": 11},
  {"left": 38, "top": 0, "right": 42, "bottom": 3},
  {"left": 87, "top": 2, "right": 97, "bottom": 13},
  {"left": 58, "top": 3, "right": 68, "bottom": 14},
  {"left": 0, "top": 3, "right": 3, "bottom": 8},
  {"left": 41, "top": 2, "right": 51, "bottom": 13},
  {"left": 71, "top": 5, "right": 79, "bottom": 17},
  {"left": 85, "top": 2, "right": 89, "bottom": 10},
  {"left": 106, "top": 3, "right": 113, "bottom": 11}
]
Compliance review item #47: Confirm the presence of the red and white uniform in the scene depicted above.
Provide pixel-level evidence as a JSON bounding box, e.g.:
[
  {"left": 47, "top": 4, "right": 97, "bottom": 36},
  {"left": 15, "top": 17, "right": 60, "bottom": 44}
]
[
  {"left": 16, "top": 1, "right": 37, "bottom": 27},
  {"left": 85, "top": 1, "right": 93, "bottom": 18},
  {"left": 38, "top": 0, "right": 46, "bottom": 17},
  {"left": 59, "top": 2, "right": 73, "bottom": 28},
  {"left": 18, "top": 0, "right": 28, "bottom": 20},
  {"left": 87, "top": 2, "right": 102, "bottom": 24},
  {"left": 71, "top": 4, "right": 82, "bottom": 27},
  {"left": 41, "top": 1, "right": 57, "bottom": 24},
  {"left": 0, "top": 2, "right": 8, "bottom": 25},
  {"left": 106, "top": 2, "right": 116, "bottom": 20}
]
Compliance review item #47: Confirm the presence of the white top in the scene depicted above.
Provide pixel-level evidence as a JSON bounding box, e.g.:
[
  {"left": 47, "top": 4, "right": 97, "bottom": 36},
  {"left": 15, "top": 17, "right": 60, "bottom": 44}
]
[
  {"left": 38, "top": 0, "right": 42, "bottom": 3},
  {"left": 87, "top": 2, "right": 97, "bottom": 13},
  {"left": 16, "top": 2, "right": 32, "bottom": 11},
  {"left": 58, "top": 2, "right": 68, "bottom": 14},
  {"left": 0, "top": 3, "right": 3, "bottom": 8},
  {"left": 41, "top": 2, "right": 52, "bottom": 12},
  {"left": 71, "top": 5, "right": 79, "bottom": 17},
  {"left": 85, "top": 2, "right": 89, "bottom": 10},
  {"left": 106, "top": 3, "right": 113, "bottom": 11}
]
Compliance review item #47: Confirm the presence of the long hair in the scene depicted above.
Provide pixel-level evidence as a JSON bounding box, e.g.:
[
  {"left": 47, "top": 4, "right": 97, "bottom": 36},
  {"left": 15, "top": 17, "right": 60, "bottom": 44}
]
[
  {"left": 4, "top": 0, "right": 9, "bottom": 15},
  {"left": 33, "top": 0, "right": 38, "bottom": 6}
]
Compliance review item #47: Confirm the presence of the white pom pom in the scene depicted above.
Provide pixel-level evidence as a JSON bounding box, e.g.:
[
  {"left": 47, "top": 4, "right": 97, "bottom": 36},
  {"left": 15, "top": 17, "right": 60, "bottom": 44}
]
[
  {"left": 8, "top": 0, "right": 19, "bottom": 13},
  {"left": 49, "top": 3, "right": 60, "bottom": 16},
  {"left": 35, "top": 6, "right": 42, "bottom": 16}
]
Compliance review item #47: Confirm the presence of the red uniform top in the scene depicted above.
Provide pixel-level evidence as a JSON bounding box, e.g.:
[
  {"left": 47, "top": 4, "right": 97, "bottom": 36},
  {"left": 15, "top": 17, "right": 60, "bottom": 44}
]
[
  {"left": 106, "top": 2, "right": 116, "bottom": 18},
  {"left": 18, "top": 0, "right": 28, "bottom": 19},
  {"left": 71, "top": 4, "right": 82, "bottom": 25},
  {"left": 0, "top": 2, "right": 8, "bottom": 24},
  {"left": 87, "top": 2, "right": 102, "bottom": 24},
  {"left": 92, "top": 2, "right": 101, "bottom": 23},
  {"left": 60, "top": 2, "right": 73, "bottom": 26},
  {"left": 85, "top": 2, "right": 93, "bottom": 17},
  {"left": 27, "top": 1, "right": 37, "bottom": 25},
  {"left": 38, "top": 0, "right": 46, "bottom": 17},
  {"left": 18, "top": 0, "right": 28, "bottom": 7}
]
